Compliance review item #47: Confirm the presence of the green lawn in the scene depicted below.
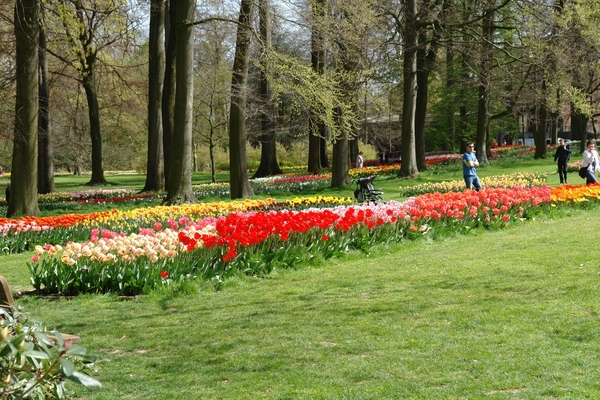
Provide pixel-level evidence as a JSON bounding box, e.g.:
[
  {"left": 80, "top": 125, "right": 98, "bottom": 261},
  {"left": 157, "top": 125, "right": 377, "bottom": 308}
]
[{"left": 4, "top": 155, "right": 599, "bottom": 399}]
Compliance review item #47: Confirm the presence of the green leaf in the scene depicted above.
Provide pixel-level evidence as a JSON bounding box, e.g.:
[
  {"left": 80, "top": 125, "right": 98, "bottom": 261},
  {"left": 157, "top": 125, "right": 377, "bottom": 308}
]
[
  {"left": 22, "top": 349, "right": 51, "bottom": 359},
  {"left": 10, "top": 333, "right": 26, "bottom": 349},
  {"left": 59, "top": 358, "right": 75, "bottom": 376},
  {"left": 65, "top": 344, "right": 87, "bottom": 357},
  {"left": 0, "top": 342, "right": 15, "bottom": 357},
  {"left": 67, "top": 370, "right": 102, "bottom": 387}
]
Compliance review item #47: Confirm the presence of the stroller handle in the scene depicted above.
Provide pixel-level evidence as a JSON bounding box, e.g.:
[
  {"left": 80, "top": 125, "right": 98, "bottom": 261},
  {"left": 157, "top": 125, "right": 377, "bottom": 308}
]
[{"left": 356, "top": 175, "right": 376, "bottom": 184}]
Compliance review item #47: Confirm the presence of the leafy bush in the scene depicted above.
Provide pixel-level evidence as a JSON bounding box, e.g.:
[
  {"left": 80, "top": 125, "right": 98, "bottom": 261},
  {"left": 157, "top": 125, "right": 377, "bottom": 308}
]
[{"left": 0, "top": 307, "right": 102, "bottom": 399}]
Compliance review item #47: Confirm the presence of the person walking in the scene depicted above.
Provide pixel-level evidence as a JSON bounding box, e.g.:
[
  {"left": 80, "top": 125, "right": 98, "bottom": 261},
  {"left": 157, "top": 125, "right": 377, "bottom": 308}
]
[
  {"left": 356, "top": 151, "right": 364, "bottom": 169},
  {"left": 379, "top": 149, "right": 389, "bottom": 164},
  {"left": 582, "top": 139, "right": 600, "bottom": 184},
  {"left": 553, "top": 138, "right": 571, "bottom": 184},
  {"left": 462, "top": 142, "right": 482, "bottom": 191}
]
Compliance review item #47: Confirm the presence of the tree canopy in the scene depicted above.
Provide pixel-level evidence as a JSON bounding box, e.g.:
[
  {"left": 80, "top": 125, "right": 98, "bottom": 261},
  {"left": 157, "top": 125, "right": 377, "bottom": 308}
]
[{"left": 6, "top": 0, "right": 600, "bottom": 213}]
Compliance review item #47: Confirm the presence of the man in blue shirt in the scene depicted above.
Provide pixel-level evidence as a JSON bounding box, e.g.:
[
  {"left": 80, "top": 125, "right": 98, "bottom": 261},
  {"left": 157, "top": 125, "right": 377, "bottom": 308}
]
[{"left": 462, "top": 142, "right": 482, "bottom": 191}]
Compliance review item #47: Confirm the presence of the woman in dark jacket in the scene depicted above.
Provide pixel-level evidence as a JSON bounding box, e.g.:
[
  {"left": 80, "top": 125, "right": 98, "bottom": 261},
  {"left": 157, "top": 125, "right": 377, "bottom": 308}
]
[{"left": 554, "top": 138, "right": 571, "bottom": 184}]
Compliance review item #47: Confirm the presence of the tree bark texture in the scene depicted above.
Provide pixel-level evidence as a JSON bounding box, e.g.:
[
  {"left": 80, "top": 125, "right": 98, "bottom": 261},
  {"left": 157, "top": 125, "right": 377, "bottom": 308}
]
[
  {"left": 570, "top": 102, "right": 588, "bottom": 153},
  {"left": 10, "top": 0, "right": 40, "bottom": 217},
  {"left": 399, "top": 0, "right": 419, "bottom": 178},
  {"left": 331, "top": 135, "right": 350, "bottom": 187},
  {"left": 319, "top": 136, "right": 329, "bottom": 168},
  {"left": 162, "top": 0, "right": 177, "bottom": 189},
  {"left": 82, "top": 71, "right": 107, "bottom": 185},
  {"left": 252, "top": 0, "right": 282, "bottom": 178},
  {"left": 229, "top": 0, "right": 254, "bottom": 199},
  {"left": 307, "top": 121, "right": 321, "bottom": 174},
  {"left": 415, "top": 61, "right": 429, "bottom": 172},
  {"left": 534, "top": 98, "right": 548, "bottom": 159},
  {"left": 38, "top": 26, "right": 54, "bottom": 194},
  {"left": 166, "top": 0, "right": 196, "bottom": 204},
  {"left": 307, "top": 0, "right": 327, "bottom": 175},
  {"left": 415, "top": 0, "right": 449, "bottom": 171},
  {"left": 143, "top": 0, "right": 166, "bottom": 192},
  {"left": 475, "top": 2, "right": 494, "bottom": 165}
]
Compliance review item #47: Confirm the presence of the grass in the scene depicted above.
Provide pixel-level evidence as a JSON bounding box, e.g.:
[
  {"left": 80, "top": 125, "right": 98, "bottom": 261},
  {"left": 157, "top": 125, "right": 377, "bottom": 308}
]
[
  {"left": 4, "top": 154, "right": 599, "bottom": 398},
  {"left": 9, "top": 207, "right": 600, "bottom": 399}
]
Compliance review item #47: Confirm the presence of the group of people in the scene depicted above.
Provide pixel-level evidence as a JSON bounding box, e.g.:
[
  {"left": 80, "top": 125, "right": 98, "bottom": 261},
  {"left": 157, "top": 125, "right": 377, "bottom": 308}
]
[
  {"left": 462, "top": 138, "right": 600, "bottom": 191},
  {"left": 359, "top": 139, "right": 600, "bottom": 190},
  {"left": 550, "top": 138, "right": 600, "bottom": 185}
]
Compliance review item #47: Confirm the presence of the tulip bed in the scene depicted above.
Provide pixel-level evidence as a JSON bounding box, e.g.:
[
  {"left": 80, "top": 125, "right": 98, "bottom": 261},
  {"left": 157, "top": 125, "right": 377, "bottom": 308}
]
[
  {"left": 399, "top": 172, "right": 547, "bottom": 197},
  {"left": 0, "top": 197, "right": 352, "bottom": 254},
  {"left": 22, "top": 180, "right": 600, "bottom": 296}
]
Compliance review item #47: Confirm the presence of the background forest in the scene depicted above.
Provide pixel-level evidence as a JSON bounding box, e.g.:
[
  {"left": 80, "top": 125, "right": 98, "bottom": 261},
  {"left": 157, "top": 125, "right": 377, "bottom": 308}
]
[{"left": 5, "top": 0, "right": 600, "bottom": 215}]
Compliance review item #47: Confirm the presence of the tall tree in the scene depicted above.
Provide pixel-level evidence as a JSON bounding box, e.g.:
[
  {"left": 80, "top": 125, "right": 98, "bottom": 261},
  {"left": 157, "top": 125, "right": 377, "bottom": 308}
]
[
  {"left": 162, "top": 0, "right": 177, "bottom": 188},
  {"left": 229, "top": 0, "right": 254, "bottom": 199},
  {"left": 398, "top": 0, "right": 419, "bottom": 178},
  {"left": 330, "top": 0, "right": 372, "bottom": 187},
  {"left": 164, "top": 0, "right": 196, "bottom": 204},
  {"left": 474, "top": 0, "right": 495, "bottom": 164},
  {"left": 517, "top": 0, "right": 600, "bottom": 154},
  {"left": 10, "top": 0, "right": 40, "bottom": 217},
  {"left": 252, "top": 0, "right": 282, "bottom": 178},
  {"left": 307, "top": 0, "right": 327, "bottom": 175},
  {"left": 143, "top": 0, "right": 166, "bottom": 192},
  {"left": 45, "top": 0, "right": 130, "bottom": 185},
  {"left": 193, "top": 19, "right": 231, "bottom": 184},
  {"left": 38, "top": 18, "right": 54, "bottom": 194},
  {"left": 415, "top": 0, "right": 451, "bottom": 171},
  {"left": 533, "top": 80, "right": 549, "bottom": 158}
]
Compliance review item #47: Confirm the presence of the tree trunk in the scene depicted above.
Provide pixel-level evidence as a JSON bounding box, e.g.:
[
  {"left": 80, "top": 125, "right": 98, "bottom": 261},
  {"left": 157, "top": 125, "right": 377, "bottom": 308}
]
[
  {"left": 458, "top": 51, "right": 470, "bottom": 150},
  {"left": 534, "top": 102, "right": 548, "bottom": 159},
  {"left": 319, "top": 136, "right": 329, "bottom": 168},
  {"left": 399, "top": 0, "right": 419, "bottom": 178},
  {"left": 350, "top": 136, "right": 358, "bottom": 167},
  {"left": 82, "top": 72, "right": 107, "bottom": 185},
  {"left": 550, "top": 112, "right": 559, "bottom": 144},
  {"left": 209, "top": 136, "right": 216, "bottom": 183},
  {"left": 252, "top": 0, "right": 282, "bottom": 178},
  {"left": 229, "top": 0, "right": 254, "bottom": 199},
  {"left": 415, "top": 64, "right": 429, "bottom": 172},
  {"left": 415, "top": 0, "right": 449, "bottom": 170},
  {"left": 10, "top": 0, "right": 40, "bottom": 217},
  {"left": 570, "top": 102, "right": 588, "bottom": 153},
  {"left": 162, "top": 0, "right": 177, "bottom": 189},
  {"left": 308, "top": 122, "right": 321, "bottom": 174},
  {"left": 307, "top": 0, "right": 326, "bottom": 175},
  {"left": 475, "top": 3, "right": 494, "bottom": 165},
  {"left": 446, "top": 39, "right": 457, "bottom": 150},
  {"left": 475, "top": 81, "right": 489, "bottom": 164},
  {"left": 165, "top": 0, "right": 196, "bottom": 204},
  {"left": 143, "top": 0, "right": 166, "bottom": 192},
  {"left": 331, "top": 134, "right": 350, "bottom": 187},
  {"left": 38, "top": 26, "right": 54, "bottom": 195}
]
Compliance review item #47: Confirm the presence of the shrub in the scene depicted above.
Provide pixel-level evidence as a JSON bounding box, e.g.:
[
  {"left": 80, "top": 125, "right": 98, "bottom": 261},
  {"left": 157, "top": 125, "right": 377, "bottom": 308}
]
[{"left": 0, "top": 307, "right": 102, "bottom": 399}]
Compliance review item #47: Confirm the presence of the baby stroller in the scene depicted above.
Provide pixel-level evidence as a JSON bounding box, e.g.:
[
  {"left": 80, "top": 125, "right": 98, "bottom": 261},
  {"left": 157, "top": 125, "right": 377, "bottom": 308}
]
[{"left": 353, "top": 175, "right": 384, "bottom": 203}]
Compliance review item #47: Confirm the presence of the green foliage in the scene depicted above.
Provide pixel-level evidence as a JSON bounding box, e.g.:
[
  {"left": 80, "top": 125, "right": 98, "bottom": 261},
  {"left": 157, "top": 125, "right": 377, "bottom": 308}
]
[
  {"left": 0, "top": 307, "right": 102, "bottom": 399},
  {"left": 426, "top": 80, "right": 477, "bottom": 151},
  {"left": 28, "top": 251, "right": 196, "bottom": 296},
  {"left": 257, "top": 51, "right": 359, "bottom": 141}
]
